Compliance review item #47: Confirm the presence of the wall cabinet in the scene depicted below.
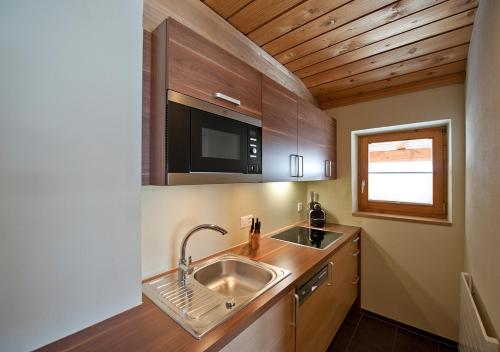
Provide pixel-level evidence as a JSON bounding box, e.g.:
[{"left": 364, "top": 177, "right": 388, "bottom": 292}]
[
  {"left": 152, "top": 18, "right": 262, "bottom": 121},
  {"left": 262, "top": 76, "right": 299, "bottom": 182},
  {"left": 298, "top": 99, "right": 337, "bottom": 181},
  {"left": 146, "top": 18, "right": 336, "bottom": 185},
  {"left": 262, "top": 77, "right": 337, "bottom": 182},
  {"left": 296, "top": 234, "right": 360, "bottom": 352}
]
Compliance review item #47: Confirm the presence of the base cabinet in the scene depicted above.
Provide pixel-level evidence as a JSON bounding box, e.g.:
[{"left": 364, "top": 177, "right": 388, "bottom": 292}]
[
  {"left": 296, "top": 234, "right": 360, "bottom": 352},
  {"left": 215, "top": 234, "right": 360, "bottom": 352},
  {"left": 221, "top": 290, "right": 295, "bottom": 352}
]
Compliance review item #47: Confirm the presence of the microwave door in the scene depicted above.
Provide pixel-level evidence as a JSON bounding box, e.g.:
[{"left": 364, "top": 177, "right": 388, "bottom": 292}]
[{"left": 190, "top": 108, "right": 247, "bottom": 173}]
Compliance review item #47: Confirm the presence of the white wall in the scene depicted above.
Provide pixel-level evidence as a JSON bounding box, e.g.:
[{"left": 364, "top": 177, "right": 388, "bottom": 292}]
[
  {"left": 0, "top": 1, "right": 143, "bottom": 350},
  {"left": 464, "top": 0, "right": 500, "bottom": 338},
  {"left": 142, "top": 182, "right": 307, "bottom": 278},
  {"left": 311, "top": 84, "right": 465, "bottom": 340}
]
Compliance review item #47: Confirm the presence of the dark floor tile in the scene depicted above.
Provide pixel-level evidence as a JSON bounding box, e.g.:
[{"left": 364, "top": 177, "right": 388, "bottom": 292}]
[
  {"left": 347, "top": 315, "right": 397, "bottom": 352},
  {"left": 328, "top": 317, "right": 359, "bottom": 352},
  {"left": 393, "top": 329, "right": 439, "bottom": 352},
  {"left": 345, "top": 306, "right": 362, "bottom": 324},
  {"left": 437, "top": 343, "right": 458, "bottom": 352}
]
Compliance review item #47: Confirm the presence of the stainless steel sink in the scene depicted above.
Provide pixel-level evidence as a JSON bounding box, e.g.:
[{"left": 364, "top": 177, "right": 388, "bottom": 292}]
[
  {"left": 193, "top": 257, "right": 274, "bottom": 297},
  {"left": 142, "top": 254, "right": 290, "bottom": 339}
]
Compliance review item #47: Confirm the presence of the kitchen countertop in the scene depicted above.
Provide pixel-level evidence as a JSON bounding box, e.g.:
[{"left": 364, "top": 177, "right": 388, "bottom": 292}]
[{"left": 38, "top": 221, "right": 361, "bottom": 352}]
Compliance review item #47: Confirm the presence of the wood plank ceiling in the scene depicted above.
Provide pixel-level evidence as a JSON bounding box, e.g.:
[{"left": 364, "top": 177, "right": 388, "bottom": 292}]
[{"left": 202, "top": 0, "right": 477, "bottom": 108}]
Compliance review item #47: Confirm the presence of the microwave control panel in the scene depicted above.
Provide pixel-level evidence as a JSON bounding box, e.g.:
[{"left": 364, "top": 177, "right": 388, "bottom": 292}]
[{"left": 247, "top": 126, "right": 262, "bottom": 174}]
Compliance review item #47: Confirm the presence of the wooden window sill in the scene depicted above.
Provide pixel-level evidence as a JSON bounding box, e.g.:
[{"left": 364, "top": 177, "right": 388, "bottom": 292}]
[{"left": 352, "top": 211, "right": 452, "bottom": 226}]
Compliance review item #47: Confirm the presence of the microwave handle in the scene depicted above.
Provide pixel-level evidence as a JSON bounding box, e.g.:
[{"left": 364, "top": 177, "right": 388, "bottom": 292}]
[{"left": 213, "top": 92, "right": 241, "bottom": 106}]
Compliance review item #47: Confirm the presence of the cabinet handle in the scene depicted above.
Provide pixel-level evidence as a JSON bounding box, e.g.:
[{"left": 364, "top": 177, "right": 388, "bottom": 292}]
[
  {"left": 298, "top": 155, "right": 304, "bottom": 177},
  {"left": 352, "top": 250, "right": 360, "bottom": 257},
  {"left": 327, "top": 261, "right": 335, "bottom": 286},
  {"left": 293, "top": 293, "right": 300, "bottom": 326},
  {"left": 353, "top": 236, "right": 360, "bottom": 243},
  {"left": 352, "top": 276, "right": 360, "bottom": 285},
  {"left": 290, "top": 154, "right": 299, "bottom": 177},
  {"left": 213, "top": 92, "right": 241, "bottom": 106},
  {"left": 324, "top": 160, "right": 332, "bottom": 177}
]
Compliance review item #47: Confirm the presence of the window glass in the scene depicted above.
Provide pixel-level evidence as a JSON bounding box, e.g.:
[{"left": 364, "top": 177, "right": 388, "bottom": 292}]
[{"left": 368, "top": 138, "right": 433, "bottom": 204}]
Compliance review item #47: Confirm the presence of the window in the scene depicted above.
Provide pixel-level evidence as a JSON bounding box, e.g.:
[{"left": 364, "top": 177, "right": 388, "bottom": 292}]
[{"left": 358, "top": 126, "right": 447, "bottom": 219}]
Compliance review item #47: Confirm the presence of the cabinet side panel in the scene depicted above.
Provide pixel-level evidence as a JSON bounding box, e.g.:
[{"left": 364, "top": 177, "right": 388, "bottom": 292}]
[{"left": 150, "top": 22, "right": 167, "bottom": 185}]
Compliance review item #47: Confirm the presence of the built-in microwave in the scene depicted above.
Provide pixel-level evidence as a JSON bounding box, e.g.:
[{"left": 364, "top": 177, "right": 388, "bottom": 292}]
[{"left": 164, "top": 90, "right": 262, "bottom": 185}]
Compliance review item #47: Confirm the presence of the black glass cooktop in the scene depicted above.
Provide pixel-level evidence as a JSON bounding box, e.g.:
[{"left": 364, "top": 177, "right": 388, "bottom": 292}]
[{"left": 271, "top": 226, "right": 343, "bottom": 250}]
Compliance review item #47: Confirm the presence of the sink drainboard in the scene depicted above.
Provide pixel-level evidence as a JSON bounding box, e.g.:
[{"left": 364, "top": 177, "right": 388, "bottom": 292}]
[{"left": 150, "top": 277, "right": 223, "bottom": 320}]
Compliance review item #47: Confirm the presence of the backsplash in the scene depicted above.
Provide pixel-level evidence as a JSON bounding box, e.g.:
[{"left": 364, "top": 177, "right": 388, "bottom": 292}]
[{"left": 141, "top": 182, "right": 307, "bottom": 278}]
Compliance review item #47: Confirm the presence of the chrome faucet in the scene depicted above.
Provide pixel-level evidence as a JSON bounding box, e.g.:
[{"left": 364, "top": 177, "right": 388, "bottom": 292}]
[{"left": 178, "top": 224, "right": 228, "bottom": 282}]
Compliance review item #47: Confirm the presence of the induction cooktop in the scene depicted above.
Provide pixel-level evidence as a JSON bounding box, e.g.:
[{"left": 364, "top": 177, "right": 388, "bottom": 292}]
[{"left": 270, "top": 226, "right": 343, "bottom": 250}]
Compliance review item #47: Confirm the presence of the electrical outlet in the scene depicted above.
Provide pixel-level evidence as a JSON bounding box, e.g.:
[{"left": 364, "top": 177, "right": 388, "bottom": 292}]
[
  {"left": 297, "top": 202, "right": 303, "bottom": 212},
  {"left": 240, "top": 214, "right": 254, "bottom": 229}
]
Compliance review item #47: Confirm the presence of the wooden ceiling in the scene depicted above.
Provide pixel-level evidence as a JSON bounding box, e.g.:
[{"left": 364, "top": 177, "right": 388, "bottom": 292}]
[{"left": 202, "top": 0, "right": 477, "bottom": 108}]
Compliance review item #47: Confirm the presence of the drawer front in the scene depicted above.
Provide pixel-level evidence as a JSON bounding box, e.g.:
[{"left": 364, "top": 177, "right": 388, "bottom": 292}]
[
  {"left": 350, "top": 233, "right": 361, "bottom": 297},
  {"left": 167, "top": 20, "right": 262, "bottom": 118}
]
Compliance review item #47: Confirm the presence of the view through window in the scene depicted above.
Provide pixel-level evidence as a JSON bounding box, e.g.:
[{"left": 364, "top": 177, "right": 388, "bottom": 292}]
[{"left": 368, "top": 139, "right": 433, "bottom": 204}]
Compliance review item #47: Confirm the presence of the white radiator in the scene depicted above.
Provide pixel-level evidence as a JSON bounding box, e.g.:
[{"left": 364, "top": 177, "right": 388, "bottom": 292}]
[{"left": 459, "top": 272, "right": 499, "bottom": 352}]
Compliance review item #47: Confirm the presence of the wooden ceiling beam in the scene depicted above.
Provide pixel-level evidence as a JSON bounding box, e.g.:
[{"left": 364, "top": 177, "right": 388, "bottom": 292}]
[
  {"left": 227, "top": 0, "right": 304, "bottom": 34},
  {"left": 293, "top": 8, "right": 476, "bottom": 78},
  {"left": 316, "top": 60, "right": 466, "bottom": 102},
  {"left": 302, "top": 25, "right": 473, "bottom": 87},
  {"left": 247, "top": 0, "right": 351, "bottom": 46},
  {"left": 274, "top": 0, "right": 446, "bottom": 64},
  {"left": 319, "top": 72, "right": 466, "bottom": 109},
  {"left": 310, "top": 44, "right": 469, "bottom": 95},
  {"left": 262, "top": 0, "right": 395, "bottom": 56},
  {"left": 203, "top": 0, "right": 253, "bottom": 19}
]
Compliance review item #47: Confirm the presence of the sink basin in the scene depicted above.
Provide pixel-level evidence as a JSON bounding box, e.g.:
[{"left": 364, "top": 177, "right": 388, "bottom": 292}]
[
  {"left": 142, "top": 254, "right": 290, "bottom": 339},
  {"left": 193, "top": 257, "right": 275, "bottom": 297}
]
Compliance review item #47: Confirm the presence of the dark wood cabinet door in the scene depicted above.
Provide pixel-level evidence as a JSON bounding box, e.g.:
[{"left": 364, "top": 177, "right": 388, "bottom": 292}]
[
  {"left": 262, "top": 76, "right": 298, "bottom": 182},
  {"left": 325, "top": 115, "right": 337, "bottom": 179},
  {"left": 167, "top": 19, "right": 262, "bottom": 118},
  {"left": 298, "top": 99, "right": 330, "bottom": 181}
]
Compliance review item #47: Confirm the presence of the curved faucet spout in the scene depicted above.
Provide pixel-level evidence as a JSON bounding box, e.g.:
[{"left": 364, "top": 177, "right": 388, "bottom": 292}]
[{"left": 178, "top": 224, "right": 228, "bottom": 282}]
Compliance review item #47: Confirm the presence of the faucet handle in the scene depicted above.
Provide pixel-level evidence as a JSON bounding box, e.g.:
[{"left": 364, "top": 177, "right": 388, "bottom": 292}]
[{"left": 187, "top": 256, "right": 194, "bottom": 275}]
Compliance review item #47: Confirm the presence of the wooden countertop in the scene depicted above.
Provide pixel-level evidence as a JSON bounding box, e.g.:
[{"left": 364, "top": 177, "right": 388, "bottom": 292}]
[{"left": 38, "top": 222, "right": 360, "bottom": 352}]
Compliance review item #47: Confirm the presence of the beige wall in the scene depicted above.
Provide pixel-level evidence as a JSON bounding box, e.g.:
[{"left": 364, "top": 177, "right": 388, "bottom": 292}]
[
  {"left": 310, "top": 84, "right": 465, "bottom": 340},
  {"left": 142, "top": 182, "right": 307, "bottom": 278},
  {"left": 464, "top": 0, "right": 500, "bottom": 338}
]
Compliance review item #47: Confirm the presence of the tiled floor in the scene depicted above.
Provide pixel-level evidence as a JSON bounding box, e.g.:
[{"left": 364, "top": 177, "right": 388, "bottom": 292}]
[{"left": 328, "top": 310, "right": 458, "bottom": 352}]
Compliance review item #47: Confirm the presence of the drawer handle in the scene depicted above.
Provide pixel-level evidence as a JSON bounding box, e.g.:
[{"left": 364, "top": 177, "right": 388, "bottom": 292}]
[
  {"left": 353, "top": 236, "right": 360, "bottom": 243},
  {"left": 327, "top": 261, "right": 335, "bottom": 286},
  {"left": 352, "top": 250, "right": 360, "bottom": 257},
  {"left": 352, "top": 276, "right": 360, "bottom": 285},
  {"left": 213, "top": 92, "right": 241, "bottom": 106}
]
